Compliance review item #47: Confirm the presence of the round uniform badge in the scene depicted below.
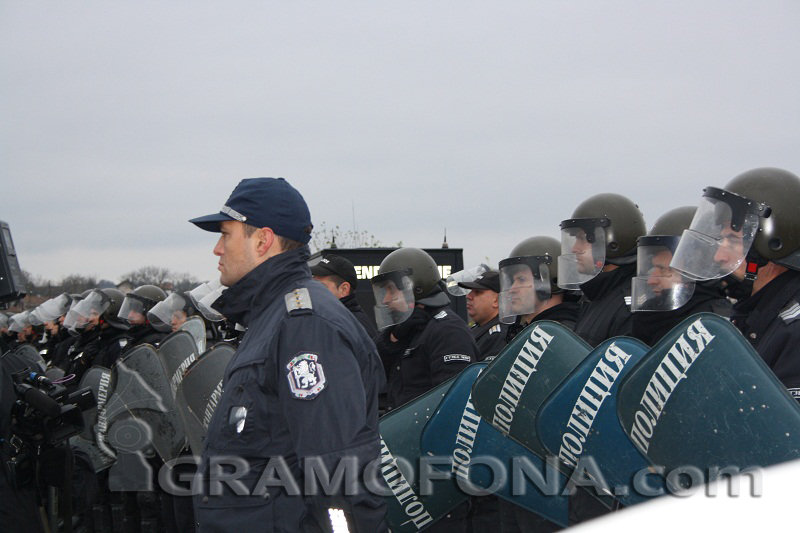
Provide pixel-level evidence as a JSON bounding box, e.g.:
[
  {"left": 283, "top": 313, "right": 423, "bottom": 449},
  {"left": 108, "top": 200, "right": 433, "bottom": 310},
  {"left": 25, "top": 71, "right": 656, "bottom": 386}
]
[{"left": 286, "top": 353, "right": 327, "bottom": 399}]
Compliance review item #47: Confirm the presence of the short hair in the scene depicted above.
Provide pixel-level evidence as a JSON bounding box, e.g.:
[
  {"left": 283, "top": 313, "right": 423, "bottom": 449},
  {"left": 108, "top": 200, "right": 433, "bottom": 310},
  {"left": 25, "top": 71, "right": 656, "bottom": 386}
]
[{"left": 243, "top": 224, "right": 312, "bottom": 252}]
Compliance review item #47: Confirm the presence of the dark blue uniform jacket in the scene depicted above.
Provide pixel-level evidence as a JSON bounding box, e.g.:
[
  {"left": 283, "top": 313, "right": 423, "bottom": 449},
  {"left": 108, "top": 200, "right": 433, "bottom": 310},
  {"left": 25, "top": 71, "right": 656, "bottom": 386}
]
[{"left": 194, "top": 247, "right": 387, "bottom": 532}]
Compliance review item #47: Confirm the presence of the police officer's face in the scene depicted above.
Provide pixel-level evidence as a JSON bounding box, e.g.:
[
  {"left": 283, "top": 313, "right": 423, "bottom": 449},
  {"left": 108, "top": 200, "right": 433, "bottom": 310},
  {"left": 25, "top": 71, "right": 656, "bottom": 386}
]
[
  {"left": 570, "top": 229, "right": 596, "bottom": 274},
  {"left": 646, "top": 250, "right": 683, "bottom": 295},
  {"left": 314, "top": 276, "right": 348, "bottom": 299},
  {"left": 127, "top": 310, "right": 146, "bottom": 325},
  {"left": 383, "top": 281, "right": 409, "bottom": 312},
  {"left": 714, "top": 225, "right": 747, "bottom": 280},
  {"left": 466, "top": 288, "right": 498, "bottom": 326},
  {"left": 171, "top": 310, "right": 188, "bottom": 332},
  {"left": 215, "top": 220, "right": 259, "bottom": 287},
  {"left": 509, "top": 267, "right": 537, "bottom": 313}
]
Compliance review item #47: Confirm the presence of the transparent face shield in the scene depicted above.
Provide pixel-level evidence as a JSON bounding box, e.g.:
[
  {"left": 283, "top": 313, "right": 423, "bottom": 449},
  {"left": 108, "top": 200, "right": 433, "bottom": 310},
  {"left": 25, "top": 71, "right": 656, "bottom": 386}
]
[
  {"left": 64, "top": 290, "right": 110, "bottom": 331},
  {"left": 371, "top": 269, "right": 415, "bottom": 330},
  {"left": 28, "top": 309, "right": 44, "bottom": 326},
  {"left": 445, "top": 264, "right": 490, "bottom": 296},
  {"left": 670, "top": 188, "right": 766, "bottom": 281},
  {"left": 197, "top": 285, "right": 226, "bottom": 322},
  {"left": 8, "top": 313, "right": 27, "bottom": 333},
  {"left": 36, "top": 293, "right": 71, "bottom": 323},
  {"left": 631, "top": 237, "right": 695, "bottom": 312},
  {"left": 118, "top": 295, "right": 147, "bottom": 325},
  {"left": 148, "top": 293, "right": 188, "bottom": 332},
  {"left": 498, "top": 257, "right": 552, "bottom": 324},
  {"left": 557, "top": 220, "right": 608, "bottom": 289}
]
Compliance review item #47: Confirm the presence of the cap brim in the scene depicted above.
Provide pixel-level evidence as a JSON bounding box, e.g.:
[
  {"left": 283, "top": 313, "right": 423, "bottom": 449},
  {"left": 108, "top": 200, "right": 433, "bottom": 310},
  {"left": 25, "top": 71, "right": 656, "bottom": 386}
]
[
  {"left": 310, "top": 264, "right": 337, "bottom": 277},
  {"left": 189, "top": 212, "right": 235, "bottom": 232},
  {"left": 457, "top": 281, "right": 499, "bottom": 292}
]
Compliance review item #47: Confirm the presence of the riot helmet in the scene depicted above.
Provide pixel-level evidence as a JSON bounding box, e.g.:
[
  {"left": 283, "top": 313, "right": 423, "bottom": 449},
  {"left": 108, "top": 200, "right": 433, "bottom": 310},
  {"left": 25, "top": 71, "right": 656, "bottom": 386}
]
[
  {"left": 35, "top": 293, "right": 72, "bottom": 324},
  {"left": 148, "top": 292, "right": 195, "bottom": 332},
  {"left": 631, "top": 206, "right": 697, "bottom": 312},
  {"left": 672, "top": 168, "right": 800, "bottom": 282},
  {"left": 0, "top": 313, "right": 9, "bottom": 332},
  {"left": 446, "top": 264, "right": 490, "bottom": 296},
  {"left": 118, "top": 284, "right": 167, "bottom": 326},
  {"left": 8, "top": 311, "right": 30, "bottom": 334},
  {"left": 558, "top": 193, "right": 646, "bottom": 289},
  {"left": 498, "top": 236, "right": 558, "bottom": 324},
  {"left": 370, "top": 247, "right": 449, "bottom": 330}
]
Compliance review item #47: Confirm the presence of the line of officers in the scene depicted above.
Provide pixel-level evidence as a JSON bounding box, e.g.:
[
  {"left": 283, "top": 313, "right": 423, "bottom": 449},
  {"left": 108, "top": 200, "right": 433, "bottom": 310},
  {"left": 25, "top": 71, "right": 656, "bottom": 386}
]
[{"left": 2, "top": 166, "right": 800, "bottom": 533}]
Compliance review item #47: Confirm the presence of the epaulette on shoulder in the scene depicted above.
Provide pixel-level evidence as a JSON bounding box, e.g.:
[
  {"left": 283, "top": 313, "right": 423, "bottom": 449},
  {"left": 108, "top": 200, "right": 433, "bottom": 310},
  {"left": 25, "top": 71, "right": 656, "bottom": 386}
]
[
  {"left": 488, "top": 324, "right": 502, "bottom": 335},
  {"left": 433, "top": 310, "right": 448, "bottom": 320},
  {"left": 285, "top": 287, "right": 314, "bottom": 315},
  {"left": 778, "top": 300, "right": 800, "bottom": 325}
]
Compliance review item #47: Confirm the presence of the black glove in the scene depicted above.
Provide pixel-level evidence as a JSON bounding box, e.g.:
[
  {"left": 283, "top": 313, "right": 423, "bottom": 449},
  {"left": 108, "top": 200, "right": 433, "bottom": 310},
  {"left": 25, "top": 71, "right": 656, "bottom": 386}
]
[{"left": 391, "top": 307, "right": 432, "bottom": 342}]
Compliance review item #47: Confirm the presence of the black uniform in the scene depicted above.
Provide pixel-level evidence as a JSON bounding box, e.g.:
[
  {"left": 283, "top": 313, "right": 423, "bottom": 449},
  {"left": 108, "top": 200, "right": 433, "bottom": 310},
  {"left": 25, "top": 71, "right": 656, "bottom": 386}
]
[
  {"left": 631, "top": 281, "right": 734, "bottom": 346},
  {"left": 731, "top": 270, "right": 800, "bottom": 401},
  {"left": 194, "top": 247, "right": 387, "bottom": 532},
  {"left": 375, "top": 306, "right": 478, "bottom": 411},
  {"left": 574, "top": 264, "right": 636, "bottom": 347},
  {"left": 340, "top": 292, "right": 378, "bottom": 338},
  {"left": 470, "top": 315, "right": 508, "bottom": 362}
]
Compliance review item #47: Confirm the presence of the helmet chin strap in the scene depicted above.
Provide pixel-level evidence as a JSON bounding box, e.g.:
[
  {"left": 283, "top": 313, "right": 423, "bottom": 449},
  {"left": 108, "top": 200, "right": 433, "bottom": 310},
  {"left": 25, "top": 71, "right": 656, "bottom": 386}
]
[{"left": 744, "top": 250, "right": 768, "bottom": 282}]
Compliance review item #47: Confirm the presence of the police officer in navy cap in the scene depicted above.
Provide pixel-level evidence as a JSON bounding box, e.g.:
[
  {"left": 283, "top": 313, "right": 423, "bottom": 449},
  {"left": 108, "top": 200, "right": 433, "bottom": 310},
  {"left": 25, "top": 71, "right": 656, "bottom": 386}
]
[
  {"left": 456, "top": 270, "right": 507, "bottom": 362},
  {"left": 311, "top": 254, "right": 377, "bottom": 338},
  {"left": 189, "top": 177, "right": 387, "bottom": 532}
]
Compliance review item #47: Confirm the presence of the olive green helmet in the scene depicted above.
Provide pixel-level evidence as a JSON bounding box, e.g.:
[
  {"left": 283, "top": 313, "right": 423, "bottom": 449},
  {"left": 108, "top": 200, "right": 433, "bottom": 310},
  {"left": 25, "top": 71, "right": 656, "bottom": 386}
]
[
  {"left": 724, "top": 167, "right": 800, "bottom": 268},
  {"left": 507, "top": 236, "right": 561, "bottom": 291},
  {"left": 498, "top": 236, "right": 560, "bottom": 323},
  {"left": 565, "top": 193, "right": 646, "bottom": 259},
  {"left": 376, "top": 248, "right": 446, "bottom": 304},
  {"left": 118, "top": 284, "right": 168, "bottom": 324},
  {"left": 101, "top": 288, "right": 129, "bottom": 329}
]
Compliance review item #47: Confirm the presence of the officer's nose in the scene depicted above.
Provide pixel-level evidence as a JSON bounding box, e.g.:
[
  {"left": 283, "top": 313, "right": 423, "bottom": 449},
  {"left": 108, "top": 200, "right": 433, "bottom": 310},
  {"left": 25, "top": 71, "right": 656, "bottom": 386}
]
[{"left": 213, "top": 236, "right": 225, "bottom": 257}]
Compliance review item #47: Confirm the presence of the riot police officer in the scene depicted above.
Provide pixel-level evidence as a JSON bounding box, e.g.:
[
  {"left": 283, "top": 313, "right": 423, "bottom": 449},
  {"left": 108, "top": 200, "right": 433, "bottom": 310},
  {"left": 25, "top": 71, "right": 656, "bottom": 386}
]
[
  {"left": 630, "top": 206, "right": 733, "bottom": 345},
  {"left": 558, "top": 193, "right": 646, "bottom": 347},
  {"left": 371, "top": 247, "right": 478, "bottom": 411},
  {"left": 671, "top": 167, "right": 800, "bottom": 401},
  {"left": 456, "top": 270, "right": 507, "bottom": 362}
]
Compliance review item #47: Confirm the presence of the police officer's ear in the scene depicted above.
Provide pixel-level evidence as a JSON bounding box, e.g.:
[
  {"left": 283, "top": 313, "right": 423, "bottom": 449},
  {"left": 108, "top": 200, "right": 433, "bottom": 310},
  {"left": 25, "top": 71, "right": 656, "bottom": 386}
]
[
  {"left": 252, "top": 227, "right": 277, "bottom": 257},
  {"left": 491, "top": 292, "right": 499, "bottom": 310},
  {"left": 338, "top": 281, "right": 352, "bottom": 298}
]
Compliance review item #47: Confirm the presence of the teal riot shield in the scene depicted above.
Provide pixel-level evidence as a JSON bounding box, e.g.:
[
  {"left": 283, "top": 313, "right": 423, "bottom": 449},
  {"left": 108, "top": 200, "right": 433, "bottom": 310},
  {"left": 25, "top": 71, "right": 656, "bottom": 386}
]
[
  {"left": 379, "top": 378, "right": 467, "bottom": 532},
  {"left": 157, "top": 330, "right": 200, "bottom": 400},
  {"left": 618, "top": 313, "right": 800, "bottom": 483},
  {"left": 72, "top": 365, "right": 116, "bottom": 472},
  {"left": 104, "top": 344, "right": 186, "bottom": 463},
  {"left": 537, "top": 337, "right": 658, "bottom": 506},
  {"left": 178, "top": 316, "right": 207, "bottom": 354},
  {"left": 175, "top": 342, "right": 235, "bottom": 456},
  {"left": 420, "top": 364, "right": 570, "bottom": 527},
  {"left": 471, "top": 321, "right": 592, "bottom": 458}
]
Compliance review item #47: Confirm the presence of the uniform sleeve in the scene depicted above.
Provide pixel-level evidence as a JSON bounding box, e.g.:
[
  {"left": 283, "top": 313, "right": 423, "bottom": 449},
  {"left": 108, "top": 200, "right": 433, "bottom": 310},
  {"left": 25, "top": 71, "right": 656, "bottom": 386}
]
[
  {"left": 274, "top": 314, "right": 386, "bottom": 530},
  {"left": 425, "top": 318, "right": 479, "bottom": 385}
]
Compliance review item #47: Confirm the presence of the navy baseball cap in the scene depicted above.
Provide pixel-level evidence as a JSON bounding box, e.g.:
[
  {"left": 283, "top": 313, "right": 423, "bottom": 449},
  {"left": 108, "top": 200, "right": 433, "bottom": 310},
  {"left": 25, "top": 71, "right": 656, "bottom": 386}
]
[
  {"left": 457, "top": 271, "right": 501, "bottom": 293},
  {"left": 311, "top": 254, "right": 359, "bottom": 288},
  {"left": 189, "top": 177, "right": 313, "bottom": 244}
]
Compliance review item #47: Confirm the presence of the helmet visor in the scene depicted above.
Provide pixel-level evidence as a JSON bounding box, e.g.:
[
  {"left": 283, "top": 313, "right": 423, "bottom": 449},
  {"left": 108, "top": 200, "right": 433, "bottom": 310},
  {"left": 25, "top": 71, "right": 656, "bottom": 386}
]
[
  {"left": 631, "top": 240, "right": 695, "bottom": 312},
  {"left": 8, "top": 313, "right": 27, "bottom": 333},
  {"left": 498, "top": 258, "right": 552, "bottom": 324},
  {"left": 37, "top": 293, "right": 71, "bottom": 322},
  {"left": 445, "top": 264, "right": 489, "bottom": 296},
  {"left": 558, "top": 225, "right": 606, "bottom": 289},
  {"left": 197, "top": 285, "right": 226, "bottom": 322},
  {"left": 671, "top": 193, "right": 760, "bottom": 280},
  {"left": 148, "top": 293, "right": 188, "bottom": 332},
  {"left": 118, "top": 296, "right": 147, "bottom": 325},
  {"left": 371, "top": 270, "right": 415, "bottom": 330}
]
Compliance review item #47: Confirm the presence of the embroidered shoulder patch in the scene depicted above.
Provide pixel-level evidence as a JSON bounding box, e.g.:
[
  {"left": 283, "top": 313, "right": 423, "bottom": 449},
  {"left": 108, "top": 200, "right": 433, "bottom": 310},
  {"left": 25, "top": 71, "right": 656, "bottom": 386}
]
[
  {"left": 285, "top": 288, "right": 313, "bottom": 313},
  {"left": 788, "top": 387, "right": 799, "bottom": 400},
  {"left": 286, "top": 353, "right": 326, "bottom": 399},
  {"left": 443, "top": 354, "right": 471, "bottom": 364},
  {"left": 779, "top": 301, "right": 800, "bottom": 324},
  {"left": 434, "top": 310, "right": 448, "bottom": 320}
]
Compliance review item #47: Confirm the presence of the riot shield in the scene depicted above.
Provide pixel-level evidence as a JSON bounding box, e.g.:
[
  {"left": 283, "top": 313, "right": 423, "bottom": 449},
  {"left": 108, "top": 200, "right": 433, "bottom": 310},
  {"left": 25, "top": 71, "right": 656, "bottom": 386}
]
[
  {"left": 72, "top": 365, "right": 116, "bottom": 472},
  {"left": 104, "top": 344, "right": 186, "bottom": 463},
  {"left": 178, "top": 316, "right": 207, "bottom": 355},
  {"left": 618, "top": 313, "right": 800, "bottom": 488},
  {"left": 9, "top": 343, "right": 46, "bottom": 373},
  {"left": 157, "top": 330, "right": 200, "bottom": 400},
  {"left": 420, "top": 364, "right": 570, "bottom": 527},
  {"left": 537, "top": 336, "right": 658, "bottom": 506},
  {"left": 471, "top": 321, "right": 592, "bottom": 459},
  {"left": 379, "top": 378, "right": 467, "bottom": 532},
  {"left": 175, "top": 342, "right": 235, "bottom": 456}
]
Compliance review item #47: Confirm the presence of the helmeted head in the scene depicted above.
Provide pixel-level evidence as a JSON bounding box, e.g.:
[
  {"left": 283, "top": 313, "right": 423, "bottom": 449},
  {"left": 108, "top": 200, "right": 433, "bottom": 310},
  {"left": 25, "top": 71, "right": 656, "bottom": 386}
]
[
  {"left": 148, "top": 291, "right": 196, "bottom": 332},
  {"left": 632, "top": 206, "right": 697, "bottom": 312},
  {"left": 118, "top": 285, "right": 167, "bottom": 326},
  {"left": 671, "top": 167, "right": 800, "bottom": 282},
  {"left": 370, "top": 247, "right": 449, "bottom": 330},
  {"left": 499, "top": 236, "right": 560, "bottom": 323}
]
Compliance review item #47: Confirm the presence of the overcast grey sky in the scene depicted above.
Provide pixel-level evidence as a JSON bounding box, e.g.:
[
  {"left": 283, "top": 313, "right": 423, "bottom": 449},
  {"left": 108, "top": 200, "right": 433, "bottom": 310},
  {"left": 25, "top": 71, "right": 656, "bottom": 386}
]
[{"left": 2, "top": 1, "right": 799, "bottom": 284}]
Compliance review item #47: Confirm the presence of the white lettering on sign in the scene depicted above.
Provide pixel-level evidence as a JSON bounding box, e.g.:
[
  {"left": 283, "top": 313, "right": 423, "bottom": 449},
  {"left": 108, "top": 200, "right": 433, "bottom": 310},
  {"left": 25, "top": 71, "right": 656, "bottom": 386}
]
[
  {"left": 491, "top": 326, "right": 554, "bottom": 434},
  {"left": 380, "top": 439, "right": 433, "bottom": 529},
  {"left": 629, "top": 318, "right": 715, "bottom": 453}
]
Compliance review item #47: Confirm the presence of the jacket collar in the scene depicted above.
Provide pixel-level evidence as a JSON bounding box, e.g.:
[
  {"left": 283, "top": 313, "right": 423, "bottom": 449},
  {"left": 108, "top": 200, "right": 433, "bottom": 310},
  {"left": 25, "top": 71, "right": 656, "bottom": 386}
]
[{"left": 212, "top": 246, "right": 312, "bottom": 327}]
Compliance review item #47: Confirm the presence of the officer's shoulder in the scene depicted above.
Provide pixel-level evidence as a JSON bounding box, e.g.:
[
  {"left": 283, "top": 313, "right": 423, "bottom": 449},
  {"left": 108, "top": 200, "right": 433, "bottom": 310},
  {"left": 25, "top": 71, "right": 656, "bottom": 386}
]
[
  {"left": 778, "top": 299, "right": 800, "bottom": 326},
  {"left": 284, "top": 286, "right": 316, "bottom": 317}
]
